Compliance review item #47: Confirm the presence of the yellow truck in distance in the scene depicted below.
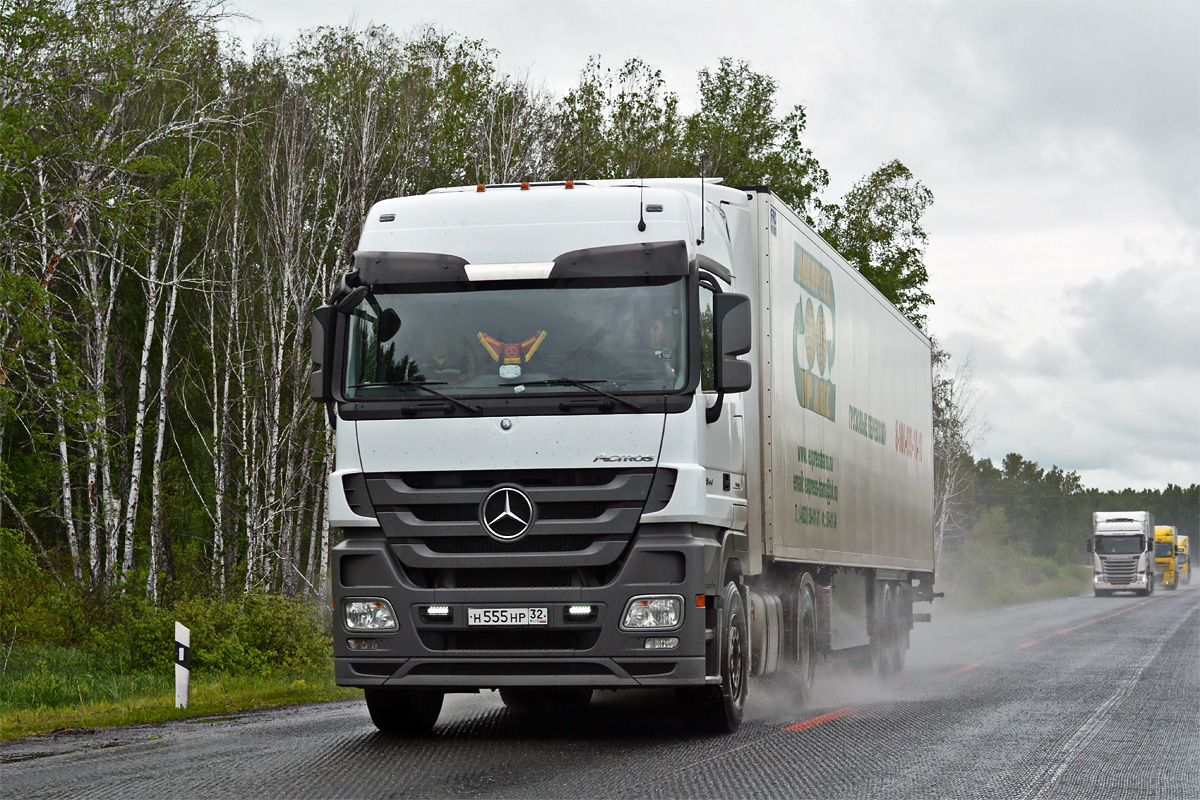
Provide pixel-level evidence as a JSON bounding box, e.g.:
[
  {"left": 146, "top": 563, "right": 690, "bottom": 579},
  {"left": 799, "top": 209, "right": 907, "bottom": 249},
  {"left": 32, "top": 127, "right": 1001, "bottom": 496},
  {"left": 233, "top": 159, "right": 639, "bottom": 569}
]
[
  {"left": 1176, "top": 534, "right": 1190, "bottom": 585},
  {"left": 1154, "top": 526, "right": 1178, "bottom": 590}
]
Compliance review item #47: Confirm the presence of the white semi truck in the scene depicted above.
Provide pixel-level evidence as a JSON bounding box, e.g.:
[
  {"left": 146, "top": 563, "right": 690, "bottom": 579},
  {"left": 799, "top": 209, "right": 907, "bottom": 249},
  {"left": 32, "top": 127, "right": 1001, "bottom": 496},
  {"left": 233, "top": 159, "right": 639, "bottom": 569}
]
[
  {"left": 1088, "top": 511, "right": 1155, "bottom": 597},
  {"left": 311, "top": 179, "right": 937, "bottom": 734}
]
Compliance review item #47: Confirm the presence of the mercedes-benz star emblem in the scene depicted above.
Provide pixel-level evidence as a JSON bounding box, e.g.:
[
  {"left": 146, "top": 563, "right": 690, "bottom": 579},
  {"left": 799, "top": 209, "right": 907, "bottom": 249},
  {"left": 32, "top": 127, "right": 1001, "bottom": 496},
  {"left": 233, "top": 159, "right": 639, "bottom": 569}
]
[{"left": 480, "top": 486, "right": 535, "bottom": 541}]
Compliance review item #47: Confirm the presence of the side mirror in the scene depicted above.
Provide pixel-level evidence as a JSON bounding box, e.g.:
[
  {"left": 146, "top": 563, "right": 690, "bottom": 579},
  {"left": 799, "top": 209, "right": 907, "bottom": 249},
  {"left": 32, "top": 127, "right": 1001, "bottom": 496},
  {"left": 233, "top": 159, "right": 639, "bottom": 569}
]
[
  {"left": 336, "top": 285, "right": 369, "bottom": 313},
  {"left": 1085, "top": 539, "right": 1093, "bottom": 554},
  {"left": 310, "top": 304, "right": 336, "bottom": 403},
  {"left": 713, "top": 292, "right": 752, "bottom": 393}
]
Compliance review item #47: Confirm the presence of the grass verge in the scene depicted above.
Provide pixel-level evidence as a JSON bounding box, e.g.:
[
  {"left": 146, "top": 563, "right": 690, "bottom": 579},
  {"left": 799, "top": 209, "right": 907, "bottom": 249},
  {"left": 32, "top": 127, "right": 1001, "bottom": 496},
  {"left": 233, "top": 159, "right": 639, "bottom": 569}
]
[{"left": 1, "top": 668, "right": 360, "bottom": 741}]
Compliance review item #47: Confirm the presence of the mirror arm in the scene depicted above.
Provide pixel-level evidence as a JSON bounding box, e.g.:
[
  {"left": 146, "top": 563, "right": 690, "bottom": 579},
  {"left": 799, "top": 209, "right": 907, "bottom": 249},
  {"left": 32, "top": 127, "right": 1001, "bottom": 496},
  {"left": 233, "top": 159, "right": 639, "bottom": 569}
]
[{"left": 706, "top": 392, "right": 725, "bottom": 424}]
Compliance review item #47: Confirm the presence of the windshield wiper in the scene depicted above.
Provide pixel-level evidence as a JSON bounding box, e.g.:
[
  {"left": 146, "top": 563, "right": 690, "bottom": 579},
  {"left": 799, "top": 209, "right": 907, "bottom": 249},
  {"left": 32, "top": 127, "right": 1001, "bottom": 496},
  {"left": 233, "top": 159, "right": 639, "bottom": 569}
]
[
  {"left": 513, "top": 378, "right": 644, "bottom": 412},
  {"left": 351, "top": 380, "right": 481, "bottom": 414}
]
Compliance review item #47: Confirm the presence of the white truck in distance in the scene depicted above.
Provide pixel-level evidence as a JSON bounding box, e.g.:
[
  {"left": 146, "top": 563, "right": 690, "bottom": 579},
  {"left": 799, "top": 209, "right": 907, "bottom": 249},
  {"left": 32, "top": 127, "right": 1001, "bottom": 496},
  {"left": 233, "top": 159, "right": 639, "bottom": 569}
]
[
  {"left": 311, "top": 179, "right": 937, "bottom": 734},
  {"left": 1089, "top": 511, "right": 1156, "bottom": 597}
]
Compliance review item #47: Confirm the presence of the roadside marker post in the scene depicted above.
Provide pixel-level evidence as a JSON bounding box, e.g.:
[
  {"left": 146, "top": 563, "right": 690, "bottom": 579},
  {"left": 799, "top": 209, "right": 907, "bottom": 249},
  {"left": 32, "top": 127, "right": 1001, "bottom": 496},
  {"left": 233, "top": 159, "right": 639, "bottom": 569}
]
[{"left": 175, "top": 622, "right": 190, "bottom": 708}]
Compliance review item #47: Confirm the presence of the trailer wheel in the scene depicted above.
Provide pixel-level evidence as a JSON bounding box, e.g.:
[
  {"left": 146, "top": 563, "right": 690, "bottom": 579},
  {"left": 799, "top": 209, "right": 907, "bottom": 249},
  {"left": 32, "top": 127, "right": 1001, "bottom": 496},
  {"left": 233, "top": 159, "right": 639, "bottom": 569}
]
[
  {"left": 364, "top": 687, "right": 444, "bottom": 734},
  {"left": 793, "top": 584, "right": 817, "bottom": 702},
  {"left": 692, "top": 581, "right": 748, "bottom": 733}
]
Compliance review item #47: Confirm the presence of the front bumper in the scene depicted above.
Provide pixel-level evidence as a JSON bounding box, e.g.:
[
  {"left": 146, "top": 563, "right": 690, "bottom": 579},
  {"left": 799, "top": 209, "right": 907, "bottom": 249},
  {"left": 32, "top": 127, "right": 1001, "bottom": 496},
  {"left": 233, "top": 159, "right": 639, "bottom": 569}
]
[
  {"left": 331, "top": 527, "right": 720, "bottom": 689},
  {"left": 1094, "top": 573, "right": 1151, "bottom": 592}
]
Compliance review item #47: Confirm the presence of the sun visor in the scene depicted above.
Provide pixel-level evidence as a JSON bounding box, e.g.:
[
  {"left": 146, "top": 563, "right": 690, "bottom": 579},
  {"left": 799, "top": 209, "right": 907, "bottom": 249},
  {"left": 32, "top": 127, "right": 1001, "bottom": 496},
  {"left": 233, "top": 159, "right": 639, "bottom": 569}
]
[
  {"left": 352, "top": 240, "right": 689, "bottom": 286},
  {"left": 549, "top": 240, "right": 690, "bottom": 279},
  {"left": 353, "top": 251, "right": 470, "bottom": 285}
]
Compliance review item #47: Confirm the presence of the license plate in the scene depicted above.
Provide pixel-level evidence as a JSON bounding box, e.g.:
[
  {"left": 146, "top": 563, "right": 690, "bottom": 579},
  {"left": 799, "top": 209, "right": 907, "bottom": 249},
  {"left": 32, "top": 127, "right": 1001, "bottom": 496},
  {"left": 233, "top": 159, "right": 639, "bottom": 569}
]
[{"left": 467, "top": 607, "right": 549, "bottom": 626}]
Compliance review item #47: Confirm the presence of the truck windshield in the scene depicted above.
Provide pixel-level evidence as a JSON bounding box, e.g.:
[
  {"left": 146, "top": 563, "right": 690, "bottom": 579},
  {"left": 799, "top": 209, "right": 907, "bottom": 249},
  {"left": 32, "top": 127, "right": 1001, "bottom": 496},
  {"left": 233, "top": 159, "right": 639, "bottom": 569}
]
[
  {"left": 1155, "top": 542, "right": 1174, "bottom": 558},
  {"left": 343, "top": 278, "right": 687, "bottom": 398},
  {"left": 1094, "top": 536, "right": 1144, "bottom": 555}
]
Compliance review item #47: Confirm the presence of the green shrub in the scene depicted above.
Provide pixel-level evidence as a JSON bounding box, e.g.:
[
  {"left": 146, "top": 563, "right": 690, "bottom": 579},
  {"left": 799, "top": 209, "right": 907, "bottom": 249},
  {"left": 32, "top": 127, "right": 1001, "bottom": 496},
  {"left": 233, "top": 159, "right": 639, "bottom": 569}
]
[
  {"left": 84, "top": 594, "right": 174, "bottom": 673},
  {"left": 0, "top": 528, "right": 81, "bottom": 646},
  {"left": 172, "top": 593, "right": 330, "bottom": 675}
]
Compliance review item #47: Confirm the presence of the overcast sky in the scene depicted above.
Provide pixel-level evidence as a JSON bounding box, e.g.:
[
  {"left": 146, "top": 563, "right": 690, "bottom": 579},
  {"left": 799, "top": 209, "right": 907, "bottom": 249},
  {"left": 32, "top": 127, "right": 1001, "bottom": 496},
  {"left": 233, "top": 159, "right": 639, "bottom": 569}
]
[{"left": 221, "top": 1, "right": 1199, "bottom": 493}]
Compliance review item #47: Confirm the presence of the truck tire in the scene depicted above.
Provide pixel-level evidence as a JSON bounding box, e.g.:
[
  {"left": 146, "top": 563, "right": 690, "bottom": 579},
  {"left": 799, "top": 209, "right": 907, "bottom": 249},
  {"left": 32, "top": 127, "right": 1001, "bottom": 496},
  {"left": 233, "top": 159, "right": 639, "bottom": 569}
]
[
  {"left": 499, "top": 687, "right": 593, "bottom": 711},
  {"left": 792, "top": 583, "right": 817, "bottom": 702},
  {"left": 363, "top": 687, "right": 444, "bottom": 734},
  {"left": 1167, "top": 580, "right": 1177, "bottom": 591},
  {"left": 1094, "top": 589, "right": 1110, "bottom": 597},
  {"left": 689, "top": 581, "right": 748, "bottom": 733}
]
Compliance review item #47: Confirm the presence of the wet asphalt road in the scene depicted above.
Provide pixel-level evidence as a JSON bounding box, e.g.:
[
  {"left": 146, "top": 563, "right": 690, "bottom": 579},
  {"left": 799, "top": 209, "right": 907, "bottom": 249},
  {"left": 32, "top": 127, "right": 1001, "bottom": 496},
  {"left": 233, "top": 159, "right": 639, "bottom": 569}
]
[{"left": 3, "top": 584, "right": 1198, "bottom": 799}]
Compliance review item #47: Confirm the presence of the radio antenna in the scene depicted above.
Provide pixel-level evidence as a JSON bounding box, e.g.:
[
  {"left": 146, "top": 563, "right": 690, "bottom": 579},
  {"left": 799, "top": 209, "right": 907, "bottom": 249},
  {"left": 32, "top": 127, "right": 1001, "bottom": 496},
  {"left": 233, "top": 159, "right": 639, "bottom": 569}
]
[
  {"left": 698, "top": 167, "right": 706, "bottom": 245},
  {"left": 638, "top": 178, "right": 646, "bottom": 232}
]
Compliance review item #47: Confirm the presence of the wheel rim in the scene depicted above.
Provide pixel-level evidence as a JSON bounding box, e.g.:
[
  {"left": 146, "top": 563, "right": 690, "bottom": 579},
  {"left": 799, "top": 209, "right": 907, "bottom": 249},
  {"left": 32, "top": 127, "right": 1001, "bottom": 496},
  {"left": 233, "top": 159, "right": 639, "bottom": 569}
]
[
  {"left": 728, "top": 614, "right": 744, "bottom": 701},
  {"left": 800, "top": 611, "right": 815, "bottom": 685}
]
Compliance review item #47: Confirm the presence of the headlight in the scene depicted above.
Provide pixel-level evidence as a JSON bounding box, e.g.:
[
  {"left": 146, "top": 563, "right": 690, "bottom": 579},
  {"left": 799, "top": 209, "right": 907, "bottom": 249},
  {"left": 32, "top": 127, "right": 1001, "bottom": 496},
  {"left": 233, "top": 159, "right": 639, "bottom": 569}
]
[
  {"left": 621, "top": 595, "right": 683, "bottom": 630},
  {"left": 343, "top": 598, "right": 398, "bottom": 631}
]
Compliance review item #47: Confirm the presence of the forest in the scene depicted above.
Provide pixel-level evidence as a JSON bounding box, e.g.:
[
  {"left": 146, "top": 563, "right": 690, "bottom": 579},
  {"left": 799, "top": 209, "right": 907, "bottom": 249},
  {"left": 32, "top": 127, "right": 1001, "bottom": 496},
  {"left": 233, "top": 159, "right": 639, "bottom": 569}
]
[{"left": 2, "top": 0, "right": 1195, "bottom": 643}]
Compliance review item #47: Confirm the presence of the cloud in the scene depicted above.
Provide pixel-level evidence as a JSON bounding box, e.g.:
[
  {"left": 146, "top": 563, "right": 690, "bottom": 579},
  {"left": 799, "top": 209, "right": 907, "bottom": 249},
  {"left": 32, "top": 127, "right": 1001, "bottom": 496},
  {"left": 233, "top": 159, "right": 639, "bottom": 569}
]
[
  {"left": 1067, "top": 255, "right": 1200, "bottom": 378},
  {"left": 943, "top": 248, "right": 1200, "bottom": 491}
]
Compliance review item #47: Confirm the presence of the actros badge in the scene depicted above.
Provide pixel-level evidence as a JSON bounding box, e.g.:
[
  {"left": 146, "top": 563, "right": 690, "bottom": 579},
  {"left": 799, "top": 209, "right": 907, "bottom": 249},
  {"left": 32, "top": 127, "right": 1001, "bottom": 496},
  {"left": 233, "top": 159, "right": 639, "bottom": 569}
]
[{"left": 480, "top": 486, "right": 536, "bottom": 541}]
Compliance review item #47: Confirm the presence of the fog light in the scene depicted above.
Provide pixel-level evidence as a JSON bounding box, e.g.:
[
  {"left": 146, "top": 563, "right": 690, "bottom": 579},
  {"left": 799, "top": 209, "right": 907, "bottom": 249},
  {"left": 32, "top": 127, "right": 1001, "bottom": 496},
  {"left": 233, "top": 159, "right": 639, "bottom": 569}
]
[
  {"left": 343, "top": 598, "right": 398, "bottom": 632},
  {"left": 644, "top": 637, "right": 679, "bottom": 650},
  {"left": 347, "top": 638, "right": 380, "bottom": 651},
  {"left": 567, "top": 605, "right": 593, "bottom": 616},
  {"left": 621, "top": 595, "right": 683, "bottom": 630},
  {"left": 427, "top": 605, "right": 451, "bottom": 617}
]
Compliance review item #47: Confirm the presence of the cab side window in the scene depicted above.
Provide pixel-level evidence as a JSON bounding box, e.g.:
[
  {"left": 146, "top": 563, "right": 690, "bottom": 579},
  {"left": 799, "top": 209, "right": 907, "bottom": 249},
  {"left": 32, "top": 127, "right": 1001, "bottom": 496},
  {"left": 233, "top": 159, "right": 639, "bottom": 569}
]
[{"left": 700, "top": 284, "right": 715, "bottom": 392}]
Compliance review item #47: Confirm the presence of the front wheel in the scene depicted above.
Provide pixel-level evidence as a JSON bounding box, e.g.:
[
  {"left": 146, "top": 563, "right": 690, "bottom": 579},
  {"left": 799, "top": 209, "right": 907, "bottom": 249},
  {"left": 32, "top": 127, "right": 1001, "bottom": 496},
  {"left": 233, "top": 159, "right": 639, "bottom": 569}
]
[
  {"left": 364, "top": 687, "right": 444, "bottom": 734},
  {"left": 690, "top": 581, "right": 749, "bottom": 734}
]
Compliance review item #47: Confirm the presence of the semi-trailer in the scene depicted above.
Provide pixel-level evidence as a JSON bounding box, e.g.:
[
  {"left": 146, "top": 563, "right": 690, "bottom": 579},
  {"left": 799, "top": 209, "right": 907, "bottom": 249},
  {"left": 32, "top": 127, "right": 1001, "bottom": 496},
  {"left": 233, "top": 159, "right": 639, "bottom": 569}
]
[
  {"left": 1176, "top": 533, "right": 1190, "bottom": 585},
  {"left": 311, "top": 178, "right": 937, "bottom": 733},
  {"left": 1088, "top": 511, "right": 1155, "bottom": 597}
]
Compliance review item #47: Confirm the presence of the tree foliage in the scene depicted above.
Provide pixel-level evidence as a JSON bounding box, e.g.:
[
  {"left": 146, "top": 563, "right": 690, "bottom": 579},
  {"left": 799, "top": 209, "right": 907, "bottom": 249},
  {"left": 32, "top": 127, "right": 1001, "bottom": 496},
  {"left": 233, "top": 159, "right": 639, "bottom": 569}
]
[
  {"left": 948, "top": 453, "right": 1197, "bottom": 565},
  {"left": 820, "top": 159, "right": 935, "bottom": 327}
]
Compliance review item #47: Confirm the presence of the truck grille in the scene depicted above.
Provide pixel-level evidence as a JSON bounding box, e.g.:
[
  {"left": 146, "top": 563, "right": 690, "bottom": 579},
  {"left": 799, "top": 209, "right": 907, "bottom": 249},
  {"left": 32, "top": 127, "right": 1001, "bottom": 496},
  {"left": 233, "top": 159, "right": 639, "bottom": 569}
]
[
  {"left": 1101, "top": 557, "right": 1138, "bottom": 585},
  {"left": 344, "top": 468, "right": 671, "bottom": 588}
]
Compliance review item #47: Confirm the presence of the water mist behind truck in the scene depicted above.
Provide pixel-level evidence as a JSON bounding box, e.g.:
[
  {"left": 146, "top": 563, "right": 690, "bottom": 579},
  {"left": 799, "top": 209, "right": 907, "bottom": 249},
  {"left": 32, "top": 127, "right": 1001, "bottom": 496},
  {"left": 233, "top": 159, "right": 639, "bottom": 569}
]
[{"left": 310, "top": 179, "right": 938, "bottom": 734}]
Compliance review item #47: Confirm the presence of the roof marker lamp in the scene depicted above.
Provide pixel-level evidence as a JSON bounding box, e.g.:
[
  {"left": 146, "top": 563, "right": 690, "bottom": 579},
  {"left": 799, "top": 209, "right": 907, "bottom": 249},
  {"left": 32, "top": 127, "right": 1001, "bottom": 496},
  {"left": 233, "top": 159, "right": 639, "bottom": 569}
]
[
  {"left": 621, "top": 595, "right": 683, "bottom": 631},
  {"left": 343, "top": 598, "right": 398, "bottom": 632}
]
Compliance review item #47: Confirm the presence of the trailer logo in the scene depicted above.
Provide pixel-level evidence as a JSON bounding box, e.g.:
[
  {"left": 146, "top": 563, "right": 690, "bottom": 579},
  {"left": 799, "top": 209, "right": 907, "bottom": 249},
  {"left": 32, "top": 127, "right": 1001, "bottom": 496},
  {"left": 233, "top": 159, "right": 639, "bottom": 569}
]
[
  {"left": 480, "top": 486, "right": 536, "bottom": 541},
  {"left": 792, "top": 244, "right": 836, "bottom": 421}
]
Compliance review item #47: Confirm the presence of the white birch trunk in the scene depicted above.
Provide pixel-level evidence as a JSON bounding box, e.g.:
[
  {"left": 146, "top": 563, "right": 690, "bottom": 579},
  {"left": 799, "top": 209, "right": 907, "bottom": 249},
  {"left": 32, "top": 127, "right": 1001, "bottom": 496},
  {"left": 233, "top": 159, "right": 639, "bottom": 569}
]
[
  {"left": 49, "top": 338, "right": 83, "bottom": 582},
  {"left": 121, "top": 241, "right": 164, "bottom": 582}
]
